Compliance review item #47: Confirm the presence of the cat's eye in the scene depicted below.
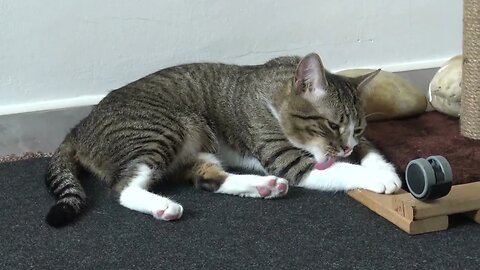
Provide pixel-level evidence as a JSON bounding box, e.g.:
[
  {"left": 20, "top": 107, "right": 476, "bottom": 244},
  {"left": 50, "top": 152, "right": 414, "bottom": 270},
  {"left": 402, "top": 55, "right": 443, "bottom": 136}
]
[
  {"left": 327, "top": 121, "right": 339, "bottom": 130},
  {"left": 354, "top": 128, "right": 364, "bottom": 135}
]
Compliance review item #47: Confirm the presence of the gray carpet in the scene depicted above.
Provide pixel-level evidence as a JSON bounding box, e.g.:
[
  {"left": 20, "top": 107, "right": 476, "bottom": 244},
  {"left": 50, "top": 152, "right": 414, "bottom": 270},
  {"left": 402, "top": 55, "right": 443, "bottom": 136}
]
[{"left": 1, "top": 158, "right": 479, "bottom": 270}]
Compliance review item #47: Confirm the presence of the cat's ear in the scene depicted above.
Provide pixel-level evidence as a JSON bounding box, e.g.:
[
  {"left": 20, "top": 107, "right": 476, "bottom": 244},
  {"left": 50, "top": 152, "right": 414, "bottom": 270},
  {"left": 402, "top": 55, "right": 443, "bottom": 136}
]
[
  {"left": 351, "top": 69, "right": 381, "bottom": 91},
  {"left": 294, "top": 53, "right": 328, "bottom": 100}
]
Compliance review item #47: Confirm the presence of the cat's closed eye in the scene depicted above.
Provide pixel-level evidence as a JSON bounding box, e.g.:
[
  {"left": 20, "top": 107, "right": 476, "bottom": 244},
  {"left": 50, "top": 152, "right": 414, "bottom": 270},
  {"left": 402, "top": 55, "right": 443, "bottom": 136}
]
[
  {"left": 354, "top": 128, "right": 364, "bottom": 135},
  {"left": 327, "top": 121, "right": 339, "bottom": 130},
  {"left": 291, "top": 113, "right": 322, "bottom": 120}
]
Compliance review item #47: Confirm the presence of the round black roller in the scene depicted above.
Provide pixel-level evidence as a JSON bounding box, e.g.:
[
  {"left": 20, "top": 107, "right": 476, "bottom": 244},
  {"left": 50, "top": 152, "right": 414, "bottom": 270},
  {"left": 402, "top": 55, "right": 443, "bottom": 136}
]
[{"left": 405, "top": 156, "right": 453, "bottom": 201}]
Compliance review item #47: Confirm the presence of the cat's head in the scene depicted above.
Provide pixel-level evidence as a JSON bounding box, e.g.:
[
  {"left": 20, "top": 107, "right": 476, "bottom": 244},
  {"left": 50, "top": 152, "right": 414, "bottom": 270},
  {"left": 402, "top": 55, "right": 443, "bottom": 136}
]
[{"left": 278, "top": 53, "right": 379, "bottom": 162}]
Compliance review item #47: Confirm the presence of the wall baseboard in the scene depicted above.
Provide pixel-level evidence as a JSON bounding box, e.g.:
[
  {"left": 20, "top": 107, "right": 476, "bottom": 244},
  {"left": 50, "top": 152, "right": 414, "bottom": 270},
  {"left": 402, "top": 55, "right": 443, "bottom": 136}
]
[
  {"left": 355, "top": 57, "right": 449, "bottom": 73},
  {"left": 0, "top": 67, "right": 438, "bottom": 156},
  {"left": 0, "top": 95, "right": 104, "bottom": 116},
  {"left": 0, "top": 106, "right": 93, "bottom": 156}
]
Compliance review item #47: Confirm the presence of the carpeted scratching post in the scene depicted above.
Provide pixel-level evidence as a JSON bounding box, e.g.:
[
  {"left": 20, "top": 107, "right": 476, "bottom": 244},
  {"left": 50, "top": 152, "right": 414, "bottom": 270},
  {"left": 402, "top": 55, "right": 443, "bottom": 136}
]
[{"left": 461, "top": 0, "right": 480, "bottom": 140}]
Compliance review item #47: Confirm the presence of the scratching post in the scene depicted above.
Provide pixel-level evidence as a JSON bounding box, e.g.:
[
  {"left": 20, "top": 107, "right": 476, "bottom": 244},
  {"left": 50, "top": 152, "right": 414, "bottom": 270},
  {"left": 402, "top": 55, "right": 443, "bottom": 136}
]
[{"left": 461, "top": 0, "right": 480, "bottom": 140}]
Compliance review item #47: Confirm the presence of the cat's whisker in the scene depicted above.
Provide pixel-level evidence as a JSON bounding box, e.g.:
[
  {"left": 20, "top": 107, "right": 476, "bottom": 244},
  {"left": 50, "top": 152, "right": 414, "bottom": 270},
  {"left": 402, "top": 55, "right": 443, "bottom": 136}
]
[{"left": 365, "top": 112, "right": 388, "bottom": 119}]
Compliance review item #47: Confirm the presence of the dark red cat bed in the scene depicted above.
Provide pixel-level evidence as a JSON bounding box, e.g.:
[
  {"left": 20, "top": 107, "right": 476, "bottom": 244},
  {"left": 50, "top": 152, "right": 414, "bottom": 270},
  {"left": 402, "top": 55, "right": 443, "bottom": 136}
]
[
  {"left": 366, "top": 111, "right": 480, "bottom": 185},
  {"left": 348, "top": 112, "right": 480, "bottom": 234}
]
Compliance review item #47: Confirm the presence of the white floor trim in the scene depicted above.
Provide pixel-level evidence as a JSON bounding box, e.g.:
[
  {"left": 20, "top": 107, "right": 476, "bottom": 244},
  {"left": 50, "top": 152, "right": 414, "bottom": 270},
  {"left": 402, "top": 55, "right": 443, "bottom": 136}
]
[
  {"left": 0, "top": 95, "right": 104, "bottom": 116},
  {"left": 332, "top": 57, "right": 449, "bottom": 73}
]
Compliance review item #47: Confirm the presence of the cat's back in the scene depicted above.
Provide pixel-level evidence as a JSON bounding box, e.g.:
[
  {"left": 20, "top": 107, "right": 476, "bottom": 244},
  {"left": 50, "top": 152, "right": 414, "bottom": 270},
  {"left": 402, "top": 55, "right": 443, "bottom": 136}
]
[
  {"left": 142, "top": 55, "right": 300, "bottom": 93},
  {"left": 88, "top": 62, "right": 227, "bottom": 117},
  {"left": 94, "top": 56, "right": 299, "bottom": 110}
]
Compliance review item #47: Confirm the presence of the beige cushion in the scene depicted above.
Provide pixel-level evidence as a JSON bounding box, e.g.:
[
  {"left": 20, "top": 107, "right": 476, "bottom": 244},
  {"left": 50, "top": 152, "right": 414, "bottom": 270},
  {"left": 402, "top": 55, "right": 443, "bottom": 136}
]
[{"left": 337, "top": 69, "right": 427, "bottom": 121}]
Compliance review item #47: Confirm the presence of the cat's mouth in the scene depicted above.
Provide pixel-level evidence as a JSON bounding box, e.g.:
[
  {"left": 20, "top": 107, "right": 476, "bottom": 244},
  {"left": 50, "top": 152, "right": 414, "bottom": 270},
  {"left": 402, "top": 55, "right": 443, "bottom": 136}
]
[
  {"left": 314, "top": 147, "right": 353, "bottom": 170},
  {"left": 329, "top": 145, "right": 353, "bottom": 157},
  {"left": 342, "top": 147, "right": 353, "bottom": 157},
  {"left": 326, "top": 146, "right": 353, "bottom": 158}
]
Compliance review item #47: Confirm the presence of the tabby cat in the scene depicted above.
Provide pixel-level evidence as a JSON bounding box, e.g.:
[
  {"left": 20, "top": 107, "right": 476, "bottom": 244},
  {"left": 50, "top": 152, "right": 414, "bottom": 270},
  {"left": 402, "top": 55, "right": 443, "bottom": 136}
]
[{"left": 45, "top": 53, "right": 402, "bottom": 227}]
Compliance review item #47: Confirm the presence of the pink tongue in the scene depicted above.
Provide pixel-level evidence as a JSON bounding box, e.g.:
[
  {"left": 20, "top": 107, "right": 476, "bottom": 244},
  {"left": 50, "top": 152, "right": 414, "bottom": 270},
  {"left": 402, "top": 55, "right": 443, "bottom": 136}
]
[{"left": 314, "top": 157, "right": 337, "bottom": 170}]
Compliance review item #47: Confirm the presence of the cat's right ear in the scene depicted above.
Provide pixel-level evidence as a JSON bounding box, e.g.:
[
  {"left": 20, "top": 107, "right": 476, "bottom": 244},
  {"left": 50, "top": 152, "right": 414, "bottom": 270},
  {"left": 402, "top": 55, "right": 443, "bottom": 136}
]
[
  {"left": 351, "top": 69, "right": 381, "bottom": 91},
  {"left": 294, "top": 53, "right": 328, "bottom": 101}
]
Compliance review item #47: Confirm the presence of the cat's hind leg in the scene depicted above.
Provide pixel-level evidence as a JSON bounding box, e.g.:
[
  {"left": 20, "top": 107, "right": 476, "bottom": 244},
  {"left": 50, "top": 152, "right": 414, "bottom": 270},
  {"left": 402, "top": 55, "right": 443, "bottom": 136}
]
[
  {"left": 192, "top": 153, "right": 289, "bottom": 198},
  {"left": 118, "top": 163, "right": 183, "bottom": 221}
]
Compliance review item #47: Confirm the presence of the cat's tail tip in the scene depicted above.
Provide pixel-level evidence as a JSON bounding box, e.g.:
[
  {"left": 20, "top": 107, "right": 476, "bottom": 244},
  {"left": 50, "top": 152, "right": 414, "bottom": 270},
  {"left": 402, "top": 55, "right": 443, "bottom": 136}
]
[{"left": 45, "top": 203, "right": 78, "bottom": 228}]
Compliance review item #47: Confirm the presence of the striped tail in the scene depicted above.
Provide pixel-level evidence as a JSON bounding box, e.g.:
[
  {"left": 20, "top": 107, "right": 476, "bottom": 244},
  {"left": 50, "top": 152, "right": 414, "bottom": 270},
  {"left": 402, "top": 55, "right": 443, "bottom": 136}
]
[{"left": 45, "top": 135, "right": 86, "bottom": 227}]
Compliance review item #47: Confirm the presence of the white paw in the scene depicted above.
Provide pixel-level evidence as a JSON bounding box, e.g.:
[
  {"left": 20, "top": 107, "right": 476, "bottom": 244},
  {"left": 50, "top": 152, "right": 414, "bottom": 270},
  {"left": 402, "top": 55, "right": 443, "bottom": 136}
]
[
  {"left": 152, "top": 200, "right": 184, "bottom": 221},
  {"left": 361, "top": 169, "right": 402, "bottom": 194},
  {"left": 217, "top": 175, "right": 289, "bottom": 199},
  {"left": 359, "top": 152, "right": 402, "bottom": 194},
  {"left": 361, "top": 152, "right": 395, "bottom": 171}
]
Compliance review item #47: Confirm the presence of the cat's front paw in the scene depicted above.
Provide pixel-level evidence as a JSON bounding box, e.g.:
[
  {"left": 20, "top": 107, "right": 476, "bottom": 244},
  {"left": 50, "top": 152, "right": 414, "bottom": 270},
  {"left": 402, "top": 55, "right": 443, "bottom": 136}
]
[
  {"left": 361, "top": 169, "right": 402, "bottom": 194},
  {"left": 359, "top": 152, "right": 402, "bottom": 194},
  {"left": 361, "top": 152, "right": 395, "bottom": 172}
]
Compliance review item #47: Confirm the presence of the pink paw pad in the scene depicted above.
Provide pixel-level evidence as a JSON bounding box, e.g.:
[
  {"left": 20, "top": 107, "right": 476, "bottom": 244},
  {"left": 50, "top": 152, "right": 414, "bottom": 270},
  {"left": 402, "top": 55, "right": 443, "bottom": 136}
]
[
  {"left": 267, "top": 178, "right": 277, "bottom": 187},
  {"left": 153, "top": 209, "right": 165, "bottom": 219},
  {"left": 153, "top": 209, "right": 181, "bottom": 221},
  {"left": 277, "top": 183, "right": 287, "bottom": 193},
  {"left": 256, "top": 186, "right": 272, "bottom": 197}
]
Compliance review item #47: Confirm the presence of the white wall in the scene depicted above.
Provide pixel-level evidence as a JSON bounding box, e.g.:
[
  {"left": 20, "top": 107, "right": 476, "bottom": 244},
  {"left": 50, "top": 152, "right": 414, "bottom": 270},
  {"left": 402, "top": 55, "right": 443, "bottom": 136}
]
[{"left": 0, "top": 0, "right": 462, "bottom": 115}]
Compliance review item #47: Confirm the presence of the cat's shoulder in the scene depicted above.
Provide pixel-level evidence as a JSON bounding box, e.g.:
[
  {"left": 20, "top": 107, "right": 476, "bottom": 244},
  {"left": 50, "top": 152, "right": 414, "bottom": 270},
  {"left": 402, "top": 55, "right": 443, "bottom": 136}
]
[{"left": 264, "top": 56, "right": 301, "bottom": 68}]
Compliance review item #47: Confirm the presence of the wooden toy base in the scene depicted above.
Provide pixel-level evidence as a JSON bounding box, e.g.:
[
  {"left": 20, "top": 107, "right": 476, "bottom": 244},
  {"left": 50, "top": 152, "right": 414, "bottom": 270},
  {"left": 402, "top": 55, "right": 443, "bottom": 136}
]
[{"left": 347, "top": 182, "right": 480, "bottom": 234}]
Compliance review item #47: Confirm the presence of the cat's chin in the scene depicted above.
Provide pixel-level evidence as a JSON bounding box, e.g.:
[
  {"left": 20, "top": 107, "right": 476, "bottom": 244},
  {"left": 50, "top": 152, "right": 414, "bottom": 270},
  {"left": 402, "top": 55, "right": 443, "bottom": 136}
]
[
  {"left": 286, "top": 140, "right": 329, "bottom": 163},
  {"left": 340, "top": 149, "right": 353, "bottom": 158}
]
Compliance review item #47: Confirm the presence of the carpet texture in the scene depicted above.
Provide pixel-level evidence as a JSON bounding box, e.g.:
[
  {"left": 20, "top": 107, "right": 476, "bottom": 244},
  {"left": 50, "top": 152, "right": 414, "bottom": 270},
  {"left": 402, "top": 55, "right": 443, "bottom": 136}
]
[
  {"left": 1, "top": 158, "right": 479, "bottom": 269},
  {"left": 367, "top": 112, "right": 480, "bottom": 184}
]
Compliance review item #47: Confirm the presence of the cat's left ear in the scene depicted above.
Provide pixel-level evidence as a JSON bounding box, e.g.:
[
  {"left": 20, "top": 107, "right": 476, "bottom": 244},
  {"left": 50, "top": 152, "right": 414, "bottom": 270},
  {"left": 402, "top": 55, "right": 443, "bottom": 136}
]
[
  {"left": 294, "top": 53, "right": 328, "bottom": 100},
  {"left": 351, "top": 69, "right": 381, "bottom": 91}
]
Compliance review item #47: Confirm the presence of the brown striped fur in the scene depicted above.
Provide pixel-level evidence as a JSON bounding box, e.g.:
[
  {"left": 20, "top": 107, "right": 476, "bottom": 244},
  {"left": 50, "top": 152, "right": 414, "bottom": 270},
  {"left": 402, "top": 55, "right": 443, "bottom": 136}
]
[{"left": 44, "top": 53, "right": 378, "bottom": 227}]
